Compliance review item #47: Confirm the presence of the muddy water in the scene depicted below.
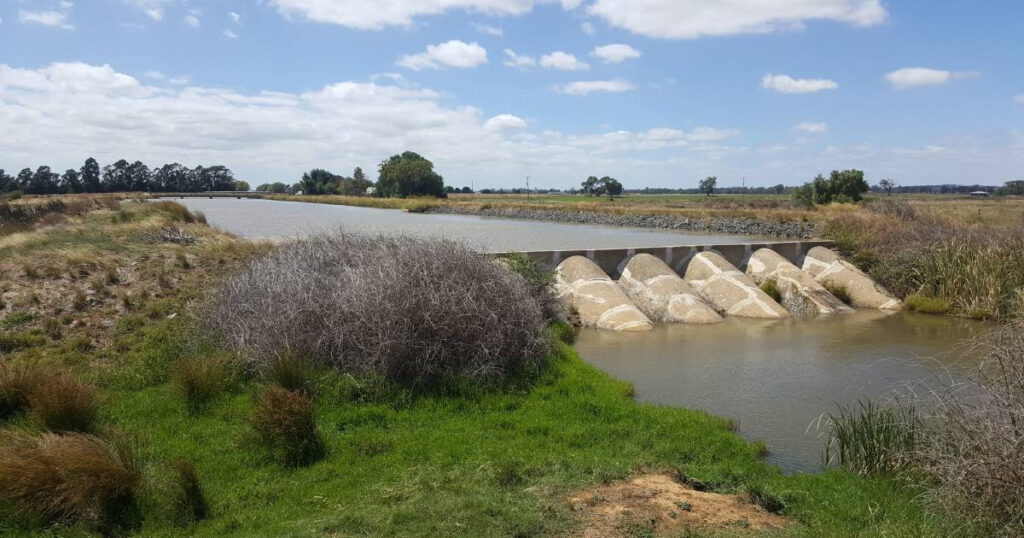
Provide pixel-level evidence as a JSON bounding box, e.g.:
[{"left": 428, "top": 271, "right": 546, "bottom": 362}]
[
  {"left": 573, "top": 311, "right": 986, "bottom": 472},
  {"left": 171, "top": 198, "right": 763, "bottom": 251}
]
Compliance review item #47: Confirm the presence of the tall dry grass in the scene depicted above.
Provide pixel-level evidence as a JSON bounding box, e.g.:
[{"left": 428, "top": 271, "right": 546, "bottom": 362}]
[
  {"left": 251, "top": 386, "right": 324, "bottom": 467},
  {"left": 823, "top": 198, "right": 1024, "bottom": 319},
  {"left": 0, "top": 432, "right": 141, "bottom": 531}
]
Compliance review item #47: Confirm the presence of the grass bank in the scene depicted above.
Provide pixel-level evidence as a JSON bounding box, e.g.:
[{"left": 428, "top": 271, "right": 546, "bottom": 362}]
[{"left": 0, "top": 198, "right": 988, "bottom": 536}]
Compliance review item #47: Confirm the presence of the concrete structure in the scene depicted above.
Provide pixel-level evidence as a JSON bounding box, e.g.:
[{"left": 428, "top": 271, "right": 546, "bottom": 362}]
[
  {"left": 802, "top": 246, "right": 901, "bottom": 310},
  {"left": 515, "top": 240, "right": 832, "bottom": 279},
  {"left": 554, "top": 256, "right": 654, "bottom": 331},
  {"left": 619, "top": 254, "right": 723, "bottom": 324},
  {"left": 683, "top": 251, "right": 790, "bottom": 319},
  {"left": 745, "top": 248, "right": 852, "bottom": 315}
]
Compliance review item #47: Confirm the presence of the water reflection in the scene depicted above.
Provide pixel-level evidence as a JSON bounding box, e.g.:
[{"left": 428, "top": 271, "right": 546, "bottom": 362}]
[{"left": 573, "top": 311, "right": 986, "bottom": 472}]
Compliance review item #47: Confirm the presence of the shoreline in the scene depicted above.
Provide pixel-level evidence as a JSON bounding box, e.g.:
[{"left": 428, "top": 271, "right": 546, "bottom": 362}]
[{"left": 427, "top": 204, "right": 819, "bottom": 239}]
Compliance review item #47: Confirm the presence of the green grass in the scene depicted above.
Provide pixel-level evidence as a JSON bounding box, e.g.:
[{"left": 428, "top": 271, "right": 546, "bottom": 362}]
[
  {"left": 0, "top": 339, "right": 938, "bottom": 537},
  {"left": 903, "top": 294, "right": 952, "bottom": 315},
  {"left": 760, "top": 280, "right": 783, "bottom": 303}
]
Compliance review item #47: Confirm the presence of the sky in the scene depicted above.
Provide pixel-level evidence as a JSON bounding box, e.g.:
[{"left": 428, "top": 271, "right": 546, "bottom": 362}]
[{"left": 1, "top": 0, "right": 1022, "bottom": 189}]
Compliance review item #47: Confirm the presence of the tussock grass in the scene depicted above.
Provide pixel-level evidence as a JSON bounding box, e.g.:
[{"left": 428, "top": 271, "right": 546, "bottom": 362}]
[
  {"left": 172, "top": 355, "right": 232, "bottom": 414},
  {"left": 251, "top": 386, "right": 324, "bottom": 467},
  {"left": 167, "top": 460, "right": 208, "bottom": 525},
  {"left": 0, "top": 362, "right": 51, "bottom": 420},
  {"left": 28, "top": 373, "right": 100, "bottom": 433},
  {"left": 823, "top": 283, "right": 852, "bottom": 305},
  {"left": 0, "top": 432, "right": 141, "bottom": 532}
]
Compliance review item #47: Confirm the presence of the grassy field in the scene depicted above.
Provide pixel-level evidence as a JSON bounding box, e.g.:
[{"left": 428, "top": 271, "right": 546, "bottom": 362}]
[{"left": 0, "top": 196, "right": 982, "bottom": 536}]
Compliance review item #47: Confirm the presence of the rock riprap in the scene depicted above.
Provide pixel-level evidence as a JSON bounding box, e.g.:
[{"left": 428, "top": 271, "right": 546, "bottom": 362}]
[
  {"left": 801, "top": 246, "right": 901, "bottom": 310},
  {"left": 745, "top": 248, "right": 853, "bottom": 315},
  {"left": 554, "top": 256, "right": 654, "bottom": 331},
  {"left": 619, "top": 254, "right": 723, "bottom": 324},
  {"left": 683, "top": 251, "right": 790, "bottom": 319}
]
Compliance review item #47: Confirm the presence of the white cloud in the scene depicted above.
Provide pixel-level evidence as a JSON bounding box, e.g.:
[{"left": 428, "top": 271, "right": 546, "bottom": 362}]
[
  {"left": 145, "top": 9, "right": 163, "bottom": 21},
  {"left": 555, "top": 78, "right": 637, "bottom": 95},
  {"left": 1016, "top": 95, "right": 1024, "bottom": 105},
  {"left": 471, "top": 22, "right": 502, "bottom": 36},
  {"left": 184, "top": 14, "right": 200, "bottom": 27},
  {"left": 167, "top": 75, "right": 191, "bottom": 85},
  {"left": 503, "top": 49, "right": 535, "bottom": 68},
  {"left": 540, "top": 51, "right": 589, "bottom": 71},
  {"left": 484, "top": 113, "right": 527, "bottom": 132},
  {"left": 581, "top": 21, "right": 595, "bottom": 35},
  {"left": 230, "top": 11, "right": 242, "bottom": 25},
  {"left": 144, "top": 70, "right": 166, "bottom": 80},
  {"left": 125, "top": 0, "right": 169, "bottom": 21},
  {"left": 268, "top": 0, "right": 534, "bottom": 30},
  {"left": 18, "top": 8, "right": 74, "bottom": 30},
  {"left": 793, "top": 121, "right": 827, "bottom": 133},
  {"left": 884, "top": 67, "right": 977, "bottom": 90},
  {"left": 591, "top": 43, "right": 641, "bottom": 64},
  {"left": 223, "top": 28, "right": 239, "bottom": 39},
  {"left": 761, "top": 73, "right": 838, "bottom": 94},
  {"left": 397, "top": 40, "right": 488, "bottom": 70},
  {"left": 587, "top": 0, "right": 887, "bottom": 39}
]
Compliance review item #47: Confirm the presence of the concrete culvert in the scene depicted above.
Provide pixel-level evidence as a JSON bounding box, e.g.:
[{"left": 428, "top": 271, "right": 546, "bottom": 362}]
[
  {"left": 801, "top": 247, "right": 901, "bottom": 310},
  {"left": 683, "top": 251, "right": 790, "bottom": 319},
  {"left": 554, "top": 256, "right": 653, "bottom": 332},
  {"left": 619, "top": 254, "right": 722, "bottom": 324},
  {"left": 746, "top": 248, "right": 853, "bottom": 315}
]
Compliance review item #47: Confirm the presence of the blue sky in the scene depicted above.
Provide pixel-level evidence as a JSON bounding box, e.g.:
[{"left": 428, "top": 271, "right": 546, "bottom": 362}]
[{"left": 1, "top": 0, "right": 1022, "bottom": 189}]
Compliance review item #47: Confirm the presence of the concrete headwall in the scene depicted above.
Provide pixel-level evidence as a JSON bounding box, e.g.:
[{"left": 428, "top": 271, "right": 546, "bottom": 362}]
[{"left": 508, "top": 240, "right": 832, "bottom": 279}]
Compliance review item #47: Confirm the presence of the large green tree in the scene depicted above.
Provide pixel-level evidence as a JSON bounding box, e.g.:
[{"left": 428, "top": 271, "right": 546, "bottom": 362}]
[
  {"left": 699, "top": 176, "right": 717, "bottom": 197},
  {"left": 61, "top": 169, "right": 83, "bottom": 193},
  {"left": 376, "top": 152, "right": 445, "bottom": 198}
]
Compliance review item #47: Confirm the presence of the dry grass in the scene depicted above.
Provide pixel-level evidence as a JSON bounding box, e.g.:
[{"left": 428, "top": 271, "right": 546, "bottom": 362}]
[
  {"left": 0, "top": 432, "right": 141, "bottom": 531},
  {"left": 251, "top": 386, "right": 324, "bottom": 467},
  {"left": 0, "top": 362, "right": 52, "bottom": 419},
  {"left": 172, "top": 355, "right": 233, "bottom": 413},
  {"left": 206, "top": 233, "right": 549, "bottom": 386},
  {"left": 28, "top": 373, "right": 100, "bottom": 433}
]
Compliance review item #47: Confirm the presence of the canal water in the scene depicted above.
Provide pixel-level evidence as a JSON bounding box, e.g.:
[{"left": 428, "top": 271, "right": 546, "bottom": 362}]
[
  {"left": 574, "top": 311, "right": 985, "bottom": 472},
  {"left": 172, "top": 197, "right": 764, "bottom": 251},
  {"left": 175, "top": 197, "right": 986, "bottom": 472}
]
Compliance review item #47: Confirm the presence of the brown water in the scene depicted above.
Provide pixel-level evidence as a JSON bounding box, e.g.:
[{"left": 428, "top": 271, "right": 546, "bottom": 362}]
[
  {"left": 573, "top": 311, "right": 986, "bottom": 472},
  {"left": 172, "top": 198, "right": 763, "bottom": 251}
]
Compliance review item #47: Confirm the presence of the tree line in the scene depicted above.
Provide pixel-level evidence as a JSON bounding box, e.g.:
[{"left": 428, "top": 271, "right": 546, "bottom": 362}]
[{"left": 0, "top": 158, "right": 243, "bottom": 195}]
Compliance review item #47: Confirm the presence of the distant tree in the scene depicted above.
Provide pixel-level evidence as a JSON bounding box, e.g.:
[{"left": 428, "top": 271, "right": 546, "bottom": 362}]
[
  {"left": 61, "top": 169, "right": 83, "bottom": 193},
  {"left": 699, "top": 176, "right": 717, "bottom": 197},
  {"left": 257, "top": 182, "right": 289, "bottom": 193},
  {"left": 16, "top": 168, "right": 33, "bottom": 191},
  {"left": 127, "top": 161, "right": 151, "bottom": 192},
  {"left": 299, "top": 169, "right": 338, "bottom": 195},
  {"left": 996, "top": 180, "right": 1024, "bottom": 196},
  {"left": 152, "top": 163, "right": 193, "bottom": 192},
  {"left": 376, "top": 152, "right": 445, "bottom": 198},
  {"left": 829, "top": 169, "right": 869, "bottom": 202},
  {"left": 460, "top": 186, "right": 473, "bottom": 194},
  {"left": 195, "top": 165, "right": 235, "bottom": 191},
  {"left": 102, "top": 160, "right": 132, "bottom": 192},
  {"left": 234, "top": 180, "right": 251, "bottom": 191},
  {"left": 598, "top": 176, "right": 623, "bottom": 200},
  {"left": 791, "top": 184, "right": 815, "bottom": 209},
  {"left": 811, "top": 174, "right": 832, "bottom": 205},
  {"left": 773, "top": 184, "right": 786, "bottom": 195},
  {"left": 353, "top": 167, "right": 367, "bottom": 183},
  {"left": 80, "top": 158, "right": 102, "bottom": 193},
  {"left": 26, "top": 166, "right": 59, "bottom": 194},
  {"left": 581, "top": 175, "right": 600, "bottom": 196},
  {"left": 878, "top": 178, "right": 897, "bottom": 196},
  {"left": 0, "top": 169, "right": 13, "bottom": 192}
]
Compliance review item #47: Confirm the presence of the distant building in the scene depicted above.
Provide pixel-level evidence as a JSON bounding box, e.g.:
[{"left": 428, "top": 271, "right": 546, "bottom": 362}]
[{"left": 970, "top": 191, "right": 990, "bottom": 198}]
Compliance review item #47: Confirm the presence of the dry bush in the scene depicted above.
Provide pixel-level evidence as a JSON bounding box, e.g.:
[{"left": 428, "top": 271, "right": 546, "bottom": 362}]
[
  {"left": 0, "top": 432, "right": 141, "bottom": 531},
  {"left": 28, "top": 373, "right": 100, "bottom": 433},
  {"left": 206, "top": 233, "right": 548, "bottom": 386},
  {"left": 0, "top": 362, "right": 52, "bottom": 419},
  {"left": 251, "top": 386, "right": 324, "bottom": 467},
  {"left": 911, "top": 322, "right": 1024, "bottom": 535}
]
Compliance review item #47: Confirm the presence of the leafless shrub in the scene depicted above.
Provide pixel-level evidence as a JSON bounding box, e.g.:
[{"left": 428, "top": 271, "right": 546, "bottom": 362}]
[
  {"left": 142, "top": 226, "right": 198, "bottom": 245},
  {"left": 910, "top": 322, "right": 1024, "bottom": 535},
  {"left": 205, "top": 233, "right": 548, "bottom": 386},
  {"left": 0, "top": 432, "right": 141, "bottom": 531}
]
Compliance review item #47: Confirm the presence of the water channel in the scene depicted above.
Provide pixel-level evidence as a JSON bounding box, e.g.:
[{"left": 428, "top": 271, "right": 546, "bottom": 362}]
[{"left": 174, "top": 197, "right": 987, "bottom": 472}]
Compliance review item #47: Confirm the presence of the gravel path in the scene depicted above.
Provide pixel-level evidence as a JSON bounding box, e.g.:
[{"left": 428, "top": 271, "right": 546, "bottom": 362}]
[{"left": 428, "top": 206, "right": 818, "bottom": 239}]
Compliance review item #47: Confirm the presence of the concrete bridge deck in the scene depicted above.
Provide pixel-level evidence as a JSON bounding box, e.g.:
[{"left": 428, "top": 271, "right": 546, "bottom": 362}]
[{"left": 506, "top": 239, "right": 833, "bottom": 279}]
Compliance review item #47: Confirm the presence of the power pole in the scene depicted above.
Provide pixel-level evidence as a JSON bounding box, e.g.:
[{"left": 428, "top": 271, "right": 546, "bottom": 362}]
[{"left": 526, "top": 176, "right": 531, "bottom": 201}]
